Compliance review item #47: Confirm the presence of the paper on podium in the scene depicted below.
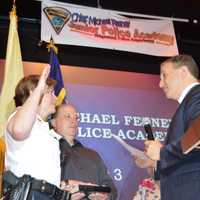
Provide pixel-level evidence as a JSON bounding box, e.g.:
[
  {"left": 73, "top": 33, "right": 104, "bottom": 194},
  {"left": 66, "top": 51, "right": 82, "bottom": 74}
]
[{"left": 112, "top": 133, "right": 149, "bottom": 160}]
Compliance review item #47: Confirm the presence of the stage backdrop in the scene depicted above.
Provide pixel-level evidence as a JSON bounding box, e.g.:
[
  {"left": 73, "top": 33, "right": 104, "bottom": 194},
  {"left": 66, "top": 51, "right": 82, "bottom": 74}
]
[{"left": 0, "top": 59, "right": 177, "bottom": 200}]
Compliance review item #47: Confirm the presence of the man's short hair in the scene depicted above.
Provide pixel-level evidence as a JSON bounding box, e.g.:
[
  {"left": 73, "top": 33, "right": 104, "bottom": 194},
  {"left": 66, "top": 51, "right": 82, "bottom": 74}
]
[{"left": 161, "top": 54, "right": 199, "bottom": 79}]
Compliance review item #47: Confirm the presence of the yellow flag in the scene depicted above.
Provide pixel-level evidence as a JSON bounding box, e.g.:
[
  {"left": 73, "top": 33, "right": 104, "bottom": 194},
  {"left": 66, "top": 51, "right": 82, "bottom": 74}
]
[{"left": 0, "top": 6, "right": 24, "bottom": 138}]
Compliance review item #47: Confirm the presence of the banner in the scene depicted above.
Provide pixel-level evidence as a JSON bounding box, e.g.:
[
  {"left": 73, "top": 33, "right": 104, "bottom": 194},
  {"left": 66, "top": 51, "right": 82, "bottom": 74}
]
[{"left": 41, "top": 0, "right": 178, "bottom": 57}]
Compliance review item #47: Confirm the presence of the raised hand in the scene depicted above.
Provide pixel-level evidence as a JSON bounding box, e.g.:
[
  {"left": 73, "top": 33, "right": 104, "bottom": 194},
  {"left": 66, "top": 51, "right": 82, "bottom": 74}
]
[{"left": 37, "top": 65, "right": 50, "bottom": 94}]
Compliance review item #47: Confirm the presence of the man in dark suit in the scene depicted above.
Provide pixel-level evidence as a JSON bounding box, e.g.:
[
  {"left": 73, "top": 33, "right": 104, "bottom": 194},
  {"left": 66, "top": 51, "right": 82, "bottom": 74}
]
[{"left": 135, "top": 54, "right": 200, "bottom": 200}]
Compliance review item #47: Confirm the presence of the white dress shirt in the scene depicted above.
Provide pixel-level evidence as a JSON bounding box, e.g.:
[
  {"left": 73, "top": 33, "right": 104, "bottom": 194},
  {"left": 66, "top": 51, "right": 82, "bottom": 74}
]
[{"left": 178, "top": 82, "right": 199, "bottom": 104}]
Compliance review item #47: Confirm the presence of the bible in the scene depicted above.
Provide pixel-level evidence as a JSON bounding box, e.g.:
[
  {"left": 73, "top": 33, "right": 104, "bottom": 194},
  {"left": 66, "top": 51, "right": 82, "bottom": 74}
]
[
  {"left": 181, "top": 116, "right": 200, "bottom": 154},
  {"left": 78, "top": 185, "right": 111, "bottom": 193},
  {"left": 63, "top": 184, "right": 111, "bottom": 194}
]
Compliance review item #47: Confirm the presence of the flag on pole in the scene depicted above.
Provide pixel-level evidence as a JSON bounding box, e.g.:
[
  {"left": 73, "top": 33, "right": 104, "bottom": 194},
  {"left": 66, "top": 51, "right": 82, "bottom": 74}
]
[
  {"left": 0, "top": 5, "right": 24, "bottom": 138},
  {"left": 47, "top": 39, "right": 66, "bottom": 106}
]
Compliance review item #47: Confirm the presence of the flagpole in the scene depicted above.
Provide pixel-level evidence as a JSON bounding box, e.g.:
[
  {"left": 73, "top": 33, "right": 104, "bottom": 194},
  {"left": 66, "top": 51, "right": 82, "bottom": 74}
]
[
  {"left": 47, "top": 37, "right": 58, "bottom": 54},
  {"left": 12, "top": 0, "right": 16, "bottom": 13}
]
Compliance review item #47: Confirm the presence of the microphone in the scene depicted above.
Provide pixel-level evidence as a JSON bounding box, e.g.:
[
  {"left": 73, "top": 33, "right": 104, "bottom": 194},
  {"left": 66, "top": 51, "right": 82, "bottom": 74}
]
[
  {"left": 144, "top": 124, "right": 154, "bottom": 140},
  {"left": 143, "top": 123, "right": 159, "bottom": 181}
]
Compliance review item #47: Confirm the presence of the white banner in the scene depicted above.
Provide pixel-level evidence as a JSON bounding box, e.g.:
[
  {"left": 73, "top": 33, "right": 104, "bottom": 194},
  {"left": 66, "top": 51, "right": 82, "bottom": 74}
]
[{"left": 41, "top": 0, "right": 178, "bottom": 57}]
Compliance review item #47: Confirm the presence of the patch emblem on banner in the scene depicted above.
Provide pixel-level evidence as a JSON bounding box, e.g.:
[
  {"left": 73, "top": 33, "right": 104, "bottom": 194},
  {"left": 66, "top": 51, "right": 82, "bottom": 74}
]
[{"left": 43, "top": 7, "right": 71, "bottom": 34}]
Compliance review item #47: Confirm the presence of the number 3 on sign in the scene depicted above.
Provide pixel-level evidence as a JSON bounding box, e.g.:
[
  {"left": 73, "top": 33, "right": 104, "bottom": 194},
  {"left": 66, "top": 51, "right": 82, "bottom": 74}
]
[{"left": 113, "top": 168, "right": 123, "bottom": 181}]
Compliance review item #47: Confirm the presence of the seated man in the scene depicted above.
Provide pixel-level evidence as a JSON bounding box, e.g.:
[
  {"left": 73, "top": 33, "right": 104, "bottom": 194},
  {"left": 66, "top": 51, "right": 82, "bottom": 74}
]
[{"left": 51, "top": 104, "right": 118, "bottom": 200}]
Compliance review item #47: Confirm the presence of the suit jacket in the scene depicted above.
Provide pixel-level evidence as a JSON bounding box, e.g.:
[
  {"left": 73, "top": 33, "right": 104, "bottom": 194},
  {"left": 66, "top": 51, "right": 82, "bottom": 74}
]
[{"left": 157, "top": 84, "right": 200, "bottom": 200}]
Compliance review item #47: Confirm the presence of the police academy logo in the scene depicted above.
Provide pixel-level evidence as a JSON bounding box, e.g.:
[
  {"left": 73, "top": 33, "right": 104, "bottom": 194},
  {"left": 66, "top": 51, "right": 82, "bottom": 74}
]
[{"left": 43, "top": 7, "right": 71, "bottom": 34}]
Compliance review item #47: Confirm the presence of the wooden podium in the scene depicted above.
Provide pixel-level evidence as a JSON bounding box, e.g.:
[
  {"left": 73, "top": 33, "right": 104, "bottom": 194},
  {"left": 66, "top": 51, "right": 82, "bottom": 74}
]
[{"left": 181, "top": 116, "right": 200, "bottom": 154}]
